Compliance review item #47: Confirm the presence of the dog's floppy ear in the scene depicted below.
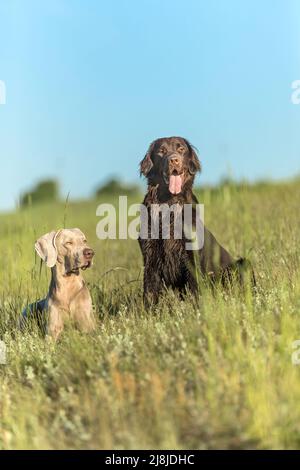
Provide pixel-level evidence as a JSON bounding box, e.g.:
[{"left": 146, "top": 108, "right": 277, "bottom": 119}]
[
  {"left": 35, "top": 230, "right": 61, "bottom": 268},
  {"left": 140, "top": 141, "right": 155, "bottom": 176},
  {"left": 186, "top": 140, "right": 201, "bottom": 175}
]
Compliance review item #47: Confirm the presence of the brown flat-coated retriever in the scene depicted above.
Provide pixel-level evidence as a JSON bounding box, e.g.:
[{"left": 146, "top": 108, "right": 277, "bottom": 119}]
[{"left": 139, "top": 136, "right": 255, "bottom": 306}]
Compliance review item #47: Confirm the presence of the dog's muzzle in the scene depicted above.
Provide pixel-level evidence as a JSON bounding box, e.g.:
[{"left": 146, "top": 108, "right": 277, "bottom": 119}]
[
  {"left": 81, "top": 248, "right": 94, "bottom": 270},
  {"left": 165, "top": 154, "right": 184, "bottom": 195}
]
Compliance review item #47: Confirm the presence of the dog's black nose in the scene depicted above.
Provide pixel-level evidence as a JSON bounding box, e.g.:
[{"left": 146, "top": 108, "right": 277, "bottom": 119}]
[
  {"left": 169, "top": 154, "right": 182, "bottom": 167},
  {"left": 83, "top": 248, "right": 94, "bottom": 259}
]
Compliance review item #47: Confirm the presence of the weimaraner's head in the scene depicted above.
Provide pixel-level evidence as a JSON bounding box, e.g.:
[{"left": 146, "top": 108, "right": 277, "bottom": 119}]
[{"left": 35, "top": 228, "right": 94, "bottom": 275}]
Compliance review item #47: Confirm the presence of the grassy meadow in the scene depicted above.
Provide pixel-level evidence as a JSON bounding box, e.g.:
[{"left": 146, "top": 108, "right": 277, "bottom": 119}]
[{"left": 0, "top": 179, "right": 300, "bottom": 449}]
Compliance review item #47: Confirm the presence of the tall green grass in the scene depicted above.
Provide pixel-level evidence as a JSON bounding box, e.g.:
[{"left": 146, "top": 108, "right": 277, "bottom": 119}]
[{"left": 0, "top": 180, "right": 300, "bottom": 449}]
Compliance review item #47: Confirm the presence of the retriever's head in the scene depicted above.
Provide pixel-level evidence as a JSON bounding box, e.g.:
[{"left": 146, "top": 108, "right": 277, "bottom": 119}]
[
  {"left": 35, "top": 228, "right": 94, "bottom": 275},
  {"left": 140, "top": 137, "right": 201, "bottom": 196}
]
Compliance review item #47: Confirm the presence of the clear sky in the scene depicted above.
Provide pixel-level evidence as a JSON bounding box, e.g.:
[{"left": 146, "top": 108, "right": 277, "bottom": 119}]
[{"left": 0, "top": 0, "right": 299, "bottom": 210}]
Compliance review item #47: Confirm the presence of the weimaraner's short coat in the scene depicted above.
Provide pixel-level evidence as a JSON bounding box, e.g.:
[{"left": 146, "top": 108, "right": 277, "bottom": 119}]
[{"left": 21, "top": 228, "right": 96, "bottom": 340}]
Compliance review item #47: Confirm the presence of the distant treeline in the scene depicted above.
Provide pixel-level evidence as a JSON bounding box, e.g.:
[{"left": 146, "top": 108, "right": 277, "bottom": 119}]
[
  {"left": 19, "top": 176, "right": 300, "bottom": 208},
  {"left": 95, "top": 178, "right": 141, "bottom": 198},
  {"left": 19, "top": 178, "right": 142, "bottom": 208}
]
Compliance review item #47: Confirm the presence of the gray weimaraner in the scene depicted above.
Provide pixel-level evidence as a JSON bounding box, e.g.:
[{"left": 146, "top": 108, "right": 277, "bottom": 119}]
[{"left": 21, "top": 228, "right": 96, "bottom": 340}]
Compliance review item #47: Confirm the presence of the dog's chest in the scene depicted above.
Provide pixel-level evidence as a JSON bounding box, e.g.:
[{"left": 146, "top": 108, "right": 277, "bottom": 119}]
[
  {"left": 162, "top": 239, "right": 187, "bottom": 282},
  {"left": 144, "top": 238, "right": 189, "bottom": 285},
  {"left": 140, "top": 199, "right": 196, "bottom": 285}
]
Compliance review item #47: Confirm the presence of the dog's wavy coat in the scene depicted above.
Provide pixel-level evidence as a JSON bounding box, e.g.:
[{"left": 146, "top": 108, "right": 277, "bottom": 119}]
[
  {"left": 139, "top": 136, "right": 255, "bottom": 306},
  {"left": 21, "top": 228, "right": 96, "bottom": 340}
]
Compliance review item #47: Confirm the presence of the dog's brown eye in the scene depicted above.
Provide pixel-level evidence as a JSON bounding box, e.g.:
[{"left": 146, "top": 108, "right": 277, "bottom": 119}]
[
  {"left": 177, "top": 146, "right": 185, "bottom": 153},
  {"left": 160, "top": 147, "right": 167, "bottom": 155}
]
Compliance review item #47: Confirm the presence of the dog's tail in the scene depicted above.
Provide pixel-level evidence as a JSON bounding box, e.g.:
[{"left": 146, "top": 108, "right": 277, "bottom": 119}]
[
  {"left": 235, "top": 257, "right": 257, "bottom": 290},
  {"left": 221, "top": 257, "right": 257, "bottom": 291}
]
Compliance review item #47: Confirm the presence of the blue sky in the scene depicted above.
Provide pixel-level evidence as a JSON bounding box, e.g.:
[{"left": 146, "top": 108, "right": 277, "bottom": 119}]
[{"left": 0, "top": 0, "right": 299, "bottom": 210}]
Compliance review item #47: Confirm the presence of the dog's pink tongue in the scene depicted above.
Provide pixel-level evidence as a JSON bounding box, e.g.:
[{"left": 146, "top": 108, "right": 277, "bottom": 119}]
[{"left": 169, "top": 175, "right": 183, "bottom": 195}]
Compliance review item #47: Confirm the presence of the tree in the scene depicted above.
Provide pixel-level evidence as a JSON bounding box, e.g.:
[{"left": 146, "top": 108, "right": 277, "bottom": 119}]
[{"left": 20, "top": 180, "right": 59, "bottom": 208}]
